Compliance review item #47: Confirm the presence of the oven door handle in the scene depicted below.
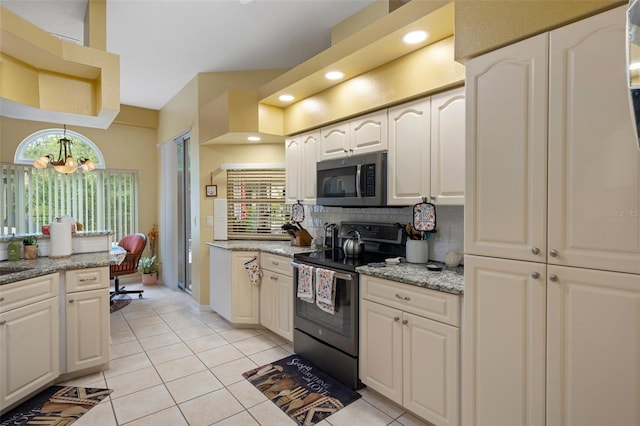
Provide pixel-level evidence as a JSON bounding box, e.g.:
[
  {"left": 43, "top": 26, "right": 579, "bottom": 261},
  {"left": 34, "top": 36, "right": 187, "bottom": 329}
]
[{"left": 291, "top": 262, "right": 354, "bottom": 281}]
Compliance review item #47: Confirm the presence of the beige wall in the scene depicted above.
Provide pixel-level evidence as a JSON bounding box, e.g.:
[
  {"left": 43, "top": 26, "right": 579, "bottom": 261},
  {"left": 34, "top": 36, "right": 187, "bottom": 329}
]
[{"left": 0, "top": 116, "right": 159, "bottom": 247}]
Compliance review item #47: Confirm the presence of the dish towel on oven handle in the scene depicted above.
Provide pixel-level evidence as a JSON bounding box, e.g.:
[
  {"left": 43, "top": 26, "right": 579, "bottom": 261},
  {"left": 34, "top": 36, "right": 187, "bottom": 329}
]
[
  {"left": 315, "top": 267, "right": 336, "bottom": 314},
  {"left": 243, "top": 256, "right": 263, "bottom": 286},
  {"left": 297, "top": 264, "right": 315, "bottom": 303}
]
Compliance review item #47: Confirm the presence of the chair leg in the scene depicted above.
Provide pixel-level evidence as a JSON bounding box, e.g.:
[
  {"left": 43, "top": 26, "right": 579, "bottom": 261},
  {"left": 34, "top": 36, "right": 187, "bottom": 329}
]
[{"left": 110, "top": 276, "right": 144, "bottom": 300}]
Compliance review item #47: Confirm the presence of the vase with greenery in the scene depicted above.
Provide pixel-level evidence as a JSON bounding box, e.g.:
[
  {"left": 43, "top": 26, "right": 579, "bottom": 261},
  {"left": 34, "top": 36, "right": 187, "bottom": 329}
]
[
  {"left": 138, "top": 255, "right": 158, "bottom": 285},
  {"left": 23, "top": 235, "right": 38, "bottom": 260}
]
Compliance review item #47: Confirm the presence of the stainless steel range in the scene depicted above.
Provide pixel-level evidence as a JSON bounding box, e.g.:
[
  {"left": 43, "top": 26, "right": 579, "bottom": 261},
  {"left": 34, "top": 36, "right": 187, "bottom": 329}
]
[{"left": 292, "top": 222, "right": 405, "bottom": 389}]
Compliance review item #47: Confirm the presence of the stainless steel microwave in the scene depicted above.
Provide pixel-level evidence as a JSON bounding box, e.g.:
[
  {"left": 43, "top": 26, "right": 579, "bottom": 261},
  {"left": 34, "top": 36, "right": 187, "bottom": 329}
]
[{"left": 316, "top": 152, "right": 387, "bottom": 207}]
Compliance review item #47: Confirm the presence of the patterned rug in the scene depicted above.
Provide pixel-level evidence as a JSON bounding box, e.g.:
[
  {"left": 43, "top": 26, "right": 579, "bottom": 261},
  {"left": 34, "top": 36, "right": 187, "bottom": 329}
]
[
  {"left": 243, "top": 355, "right": 361, "bottom": 425},
  {"left": 0, "top": 385, "right": 113, "bottom": 425},
  {"left": 110, "top": 294, "right": 131, "bottom": 313}
]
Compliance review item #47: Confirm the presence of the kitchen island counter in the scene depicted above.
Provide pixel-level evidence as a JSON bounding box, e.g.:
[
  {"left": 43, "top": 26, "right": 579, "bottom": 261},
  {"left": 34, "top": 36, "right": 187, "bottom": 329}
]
[
  {"left": 206, "top": 240, "right": 315, "bottom": 257},
  {"left": 357, "top": 262, "right": 464, "bottom": 295},
  {"left": 0, "top": 252, "right": 112, "bottom": 285}
]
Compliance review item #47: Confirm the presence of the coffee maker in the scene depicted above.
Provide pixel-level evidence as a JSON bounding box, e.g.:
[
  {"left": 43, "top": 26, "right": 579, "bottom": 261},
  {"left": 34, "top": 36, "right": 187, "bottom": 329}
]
[{"left": 324, "top": 223, "right": 338, "bottom": 249}]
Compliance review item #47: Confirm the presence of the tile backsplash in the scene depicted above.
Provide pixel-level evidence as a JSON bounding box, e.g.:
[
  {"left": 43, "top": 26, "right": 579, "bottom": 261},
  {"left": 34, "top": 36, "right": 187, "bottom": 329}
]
[{"left": 299, "top": 204, "right": 464, "bottom": 264}]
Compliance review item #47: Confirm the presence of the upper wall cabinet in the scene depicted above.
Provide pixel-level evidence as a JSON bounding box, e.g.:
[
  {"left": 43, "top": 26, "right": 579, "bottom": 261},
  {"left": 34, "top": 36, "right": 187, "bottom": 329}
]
[
  {"left": 319, "top": 110, "right": 388, "bottom": 161},
  {"left": 388, "top": 87, "right": 465, "bottom": 206},
  {"left": 285, "top": 131, "right": 319, "bottom": 204}
]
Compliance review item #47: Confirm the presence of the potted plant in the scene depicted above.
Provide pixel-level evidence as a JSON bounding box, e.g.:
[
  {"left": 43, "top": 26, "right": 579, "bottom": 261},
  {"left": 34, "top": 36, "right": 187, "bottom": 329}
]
[
  {"left": 23, "top": 235, "right": 38, "bottom": 260},
  {"left": 138, "top": 255, "right": 158, "bottom": 285}
]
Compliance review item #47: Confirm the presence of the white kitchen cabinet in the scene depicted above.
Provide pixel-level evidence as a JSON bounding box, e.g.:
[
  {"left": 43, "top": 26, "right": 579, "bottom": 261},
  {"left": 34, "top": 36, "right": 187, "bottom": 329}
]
[
  {"left": 65, "top": 267, "right": 110, "bottom": 373},
  {"left": 463, "top": 6, "right": 640, "bottom": 426},
  {"left": 546, "top": 265, "right": 640, "bottom": 426},
  {"left": 547, "top": 8, "right": 640, "bottom": 274},
  {"left": 430, "top": 87, "right": 465, "bottom": 205},
  {"left": 465, "top": 33, "right": 549, "bottom": 262},
  {"left": 259, "top": 253, "right": 293, "bottom": 341},
  {"left": 462, "top": 255, "right": 546, "bottom": 426},
  {"left": 387, "top": 98, "right": 431, "bottom": 206},
  {"left": 388, "top": 89, "right": 465, "bottom": 206},
  {"left": 0, "top": 274, "right": 60, "bottom": 411},
  {"left": 210, "top": 247, "right": 260, "bottom": 325},
  {"left": 360, "top": 275, "right": 460, "bottom": 426},
  {"left": 319, "top": 110, "right": 388, "bottom": 161},
  {"left": 285, "top": 131, "right": 319, "bottom": 204}
]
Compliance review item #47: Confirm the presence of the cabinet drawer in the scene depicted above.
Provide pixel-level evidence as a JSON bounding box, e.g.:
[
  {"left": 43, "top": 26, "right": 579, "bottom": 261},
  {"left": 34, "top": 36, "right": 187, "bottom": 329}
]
[
  {"left": 0, "top": 273, "right": 59, "bottom": 313},
  {"left": 259, "top": 253, "right": 293, "bottom": 277},
  {"left": 65, "top": 267, "right": 109, "bottom": 293},
  {"left": 361, "top": 275, "right": 461, "bottom": 327}
]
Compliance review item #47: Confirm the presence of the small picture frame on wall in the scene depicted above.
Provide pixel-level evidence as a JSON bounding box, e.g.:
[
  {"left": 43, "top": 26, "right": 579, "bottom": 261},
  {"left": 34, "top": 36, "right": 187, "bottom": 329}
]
[{"left": 205, "top": 185, "right": 217, "bottom": 197}]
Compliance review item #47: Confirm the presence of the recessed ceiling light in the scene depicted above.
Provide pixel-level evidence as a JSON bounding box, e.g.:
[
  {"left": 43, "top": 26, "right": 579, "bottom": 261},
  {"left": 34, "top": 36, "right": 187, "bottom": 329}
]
[
  {"left": 247, "top": 136, "right": 261, "bottom": 142},
  {"left": 403, "top": 30, "right": 429, "bottom": 44},
  {"left": 325, "top": 71, "right": 344, "bottom": 80},
  {"left": 279, "top": 94, "right": 295, "bottom": 102}
]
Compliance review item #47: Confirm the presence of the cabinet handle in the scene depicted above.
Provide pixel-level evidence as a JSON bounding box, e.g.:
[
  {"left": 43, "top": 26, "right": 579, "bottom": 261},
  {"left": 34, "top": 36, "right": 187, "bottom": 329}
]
[
  {"left": 549, "top": 249, "right": 559, "bottom": 257},
  {"left": 402, "top": 319, "right": 408, "bottom": 325},
  {"left": 272, "top": 261, "right": 279, "bottom": 266},
  {"left": 531, "top": 272, "right": 540, "bottom": 279},
  {"left": 531, "top": 247, "right": 540, "bottom": 255},
  {"left": 395, "top": 294, "right": 410, "bottom": 301},
  {"left": 270, "top": 275, "right": 278, "bottom": 281},
  {"left": 0, "top": 297, "right": 4, "bottom": 302},
  {"left": 79, "top": 277, "right": 97, "bottom": 282},
  {"left": 0, "top": 320, "right": 6, "bottom": 326},
  {"left": 549, "top": 274, "right": 559, "bottom": 283},
  {"left": 393, "top": 316, "right": 400, "bottom": 322},
  {"left": 69, "top": 299, "right": 75, "bottom": 303}
]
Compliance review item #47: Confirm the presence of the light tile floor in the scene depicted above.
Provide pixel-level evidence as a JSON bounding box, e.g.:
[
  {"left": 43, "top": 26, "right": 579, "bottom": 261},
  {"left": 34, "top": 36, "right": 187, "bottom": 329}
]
[{"left": 64, "top": 283, "right": 432, "bottom": 426}]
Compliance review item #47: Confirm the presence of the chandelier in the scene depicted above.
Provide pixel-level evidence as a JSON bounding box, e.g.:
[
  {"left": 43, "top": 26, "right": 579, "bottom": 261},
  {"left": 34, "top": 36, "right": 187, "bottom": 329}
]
[{"left": 32, "top": 126, "right": 97, "bottom": 173}]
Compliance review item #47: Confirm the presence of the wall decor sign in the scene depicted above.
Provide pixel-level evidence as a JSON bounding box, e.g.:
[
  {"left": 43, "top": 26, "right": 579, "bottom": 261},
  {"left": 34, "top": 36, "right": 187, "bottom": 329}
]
[{"left": 206, "top": 184, "right": 217, "bottom": 197}]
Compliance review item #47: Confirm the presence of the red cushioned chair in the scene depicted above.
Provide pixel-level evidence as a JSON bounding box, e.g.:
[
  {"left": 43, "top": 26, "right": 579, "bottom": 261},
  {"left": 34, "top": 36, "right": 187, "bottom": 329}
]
[{"left": 110, "top": 233, "right": 147, "bottom": 301}]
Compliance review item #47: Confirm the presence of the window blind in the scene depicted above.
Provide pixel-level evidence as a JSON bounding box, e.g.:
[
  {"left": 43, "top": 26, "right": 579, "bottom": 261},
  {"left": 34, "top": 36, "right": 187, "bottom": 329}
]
[
  {"left": 226, "top": 169, "right": 288, "bottom": 239},
  {"left": 0, "top": 163, "right": 138, "bottom": 241}
]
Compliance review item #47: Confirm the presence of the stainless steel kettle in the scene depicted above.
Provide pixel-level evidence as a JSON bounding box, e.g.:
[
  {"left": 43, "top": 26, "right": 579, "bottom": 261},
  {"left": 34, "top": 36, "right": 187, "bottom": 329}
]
[{"left": 343, "top": 230, "right": 364, "bottom": 257}]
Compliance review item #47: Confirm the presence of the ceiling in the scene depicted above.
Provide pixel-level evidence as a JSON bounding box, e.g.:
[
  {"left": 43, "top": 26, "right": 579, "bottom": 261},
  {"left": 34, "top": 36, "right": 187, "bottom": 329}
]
[{"left": 2, "top": 0, "right": 376, "bottom": 111}]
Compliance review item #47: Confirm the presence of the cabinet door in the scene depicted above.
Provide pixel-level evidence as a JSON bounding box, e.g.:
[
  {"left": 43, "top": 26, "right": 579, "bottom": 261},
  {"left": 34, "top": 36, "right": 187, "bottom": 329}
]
[
  {"left": 66, "top": 289, "right": 109, "bottom": 372},
  {"left": 431, "top": 87, "right": 465, "bottom": 206},
  {"left": 465, "top": 34, "right": 548, "bottom": 262},
  {"left": 387, "top": 98, "right": 431, "bottom": 205},
  {"left": 359, "top": 299, "right": 403, "bottom": 404},
  {"left": 350, "top": 110, "right": 388, "bottom": 156},
  {"left": 319, "top": 123, "right": 349, "bottom": 160},
  {"left": 300, "top": 131, "right": 319, "bottom": 204},
  {"left": 403, "top": 311, "right": 459, "bottom": 426},
  {"left": 462, "top": 255, "right": 546, "bottom": 426},
  {"left": 0, "top": 297, "right": 59, "bottom": 410},
  {"left": 231, "top": 252, "right": 260, "bottom": 324},
  {"left": 259, "top": 272, "right": 275, "bottom": 332},
  {"left": 548, "top": 6, "right": 640, "bottom": 274},
  {"left": 285, "top": 137, "right": 301, "bottom": 204},
  {"left": 547, "top": 265, "right": 640, "bottom": 426},
  {"left": 274, "top": 272, "right": 293, "bottom": 341}
]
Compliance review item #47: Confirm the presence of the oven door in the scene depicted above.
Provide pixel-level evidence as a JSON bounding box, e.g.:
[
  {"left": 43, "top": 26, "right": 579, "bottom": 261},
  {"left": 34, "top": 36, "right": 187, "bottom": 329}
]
[{"left": 292, "top": 262, "right": 359, "bottom": 356}]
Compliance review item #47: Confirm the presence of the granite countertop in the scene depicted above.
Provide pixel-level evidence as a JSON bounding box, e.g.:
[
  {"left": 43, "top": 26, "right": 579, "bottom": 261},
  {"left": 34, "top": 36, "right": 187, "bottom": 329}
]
[
  {"left": 207, "top": 240, "right": 316, "bottom": 258},
  {"left": 0, "top": 252, "right": 113, "bottom": 285},
  {"left": 356, "top": 262, "right": 464, "bottom": 295},
  {"left": 0, "top": 231, "right": 113, "bottom": 243}
]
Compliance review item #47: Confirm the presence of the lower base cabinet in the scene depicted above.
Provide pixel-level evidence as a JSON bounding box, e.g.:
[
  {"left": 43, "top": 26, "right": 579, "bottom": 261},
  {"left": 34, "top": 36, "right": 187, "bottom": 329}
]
[
  {"left": 259, "top": 253, "right": 293, "bottom": 341},
  {"left": 360, "top": 275, "right": 460, "bottom": 426}
]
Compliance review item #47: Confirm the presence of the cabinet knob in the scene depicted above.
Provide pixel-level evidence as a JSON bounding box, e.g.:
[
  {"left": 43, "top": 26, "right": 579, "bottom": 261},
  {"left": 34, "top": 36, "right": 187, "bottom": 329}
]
[
  {"left": 395, "top": 293, "right": 411, "bottom": 301},
  {"left": 531, "top": 247, "right": 540, "bottom": 255},
  {"left": 549, "top": 249, "right": 559, "bottom": 257},
  {"left": 69, "top": 299, "right": 75, "bottom": 303},
  {"left": 270, "top": 275, "right": 278, "bottom": 281},
  {"left": 0, "top": 320, "right": 6, "bottom": 326},
  {"left": 0, "top": 297, "right": 4, "bottom": 302},
  {"left": 531, "top": 271, "right": 540, "bottom": 279},
  {"left": 393, "top": 316, "right": 400, "bottom": 322},
  {"left": 549, "top": 274, "right": 559, "bottom": 283},
  {"left": 402, "top": 319, "right": 408, "bottom": 325}
]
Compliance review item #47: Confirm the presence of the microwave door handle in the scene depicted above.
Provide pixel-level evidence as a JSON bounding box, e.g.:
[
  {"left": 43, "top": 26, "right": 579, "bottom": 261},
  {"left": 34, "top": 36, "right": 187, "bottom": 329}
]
[{"left": 356, "top": 164, "right": 362, "bottom": 198}]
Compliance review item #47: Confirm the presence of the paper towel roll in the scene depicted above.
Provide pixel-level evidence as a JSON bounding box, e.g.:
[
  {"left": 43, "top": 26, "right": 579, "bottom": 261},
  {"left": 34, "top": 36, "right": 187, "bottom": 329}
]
[{"left": 50, "top": 221, "right": 72, "bottom": 258}]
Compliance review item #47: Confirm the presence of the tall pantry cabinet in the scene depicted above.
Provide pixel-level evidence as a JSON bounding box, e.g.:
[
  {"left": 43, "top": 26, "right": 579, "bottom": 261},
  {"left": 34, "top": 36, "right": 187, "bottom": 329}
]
[{"left": 463, "top": 6, "right": 640, "bottom": 426}]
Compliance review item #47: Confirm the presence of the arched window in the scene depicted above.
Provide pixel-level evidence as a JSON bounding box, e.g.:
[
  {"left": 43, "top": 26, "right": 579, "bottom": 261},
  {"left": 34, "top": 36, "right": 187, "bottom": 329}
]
[
  {"left": 14, "top": 128, "right": 105, "bottom": 168},
  {"left": 2, "top": 129, "right": 138, "bottom": 240}
]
